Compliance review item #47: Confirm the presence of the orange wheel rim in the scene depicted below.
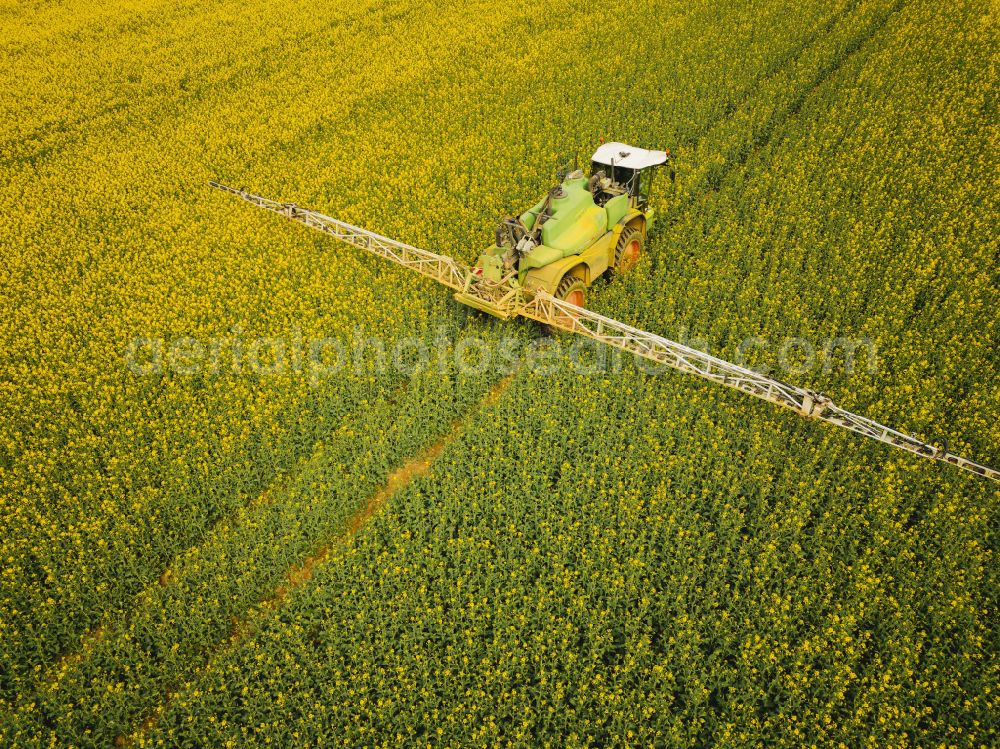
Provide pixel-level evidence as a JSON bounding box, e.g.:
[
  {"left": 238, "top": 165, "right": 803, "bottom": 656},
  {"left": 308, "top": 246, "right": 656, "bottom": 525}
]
[
  {"left": 565, "top": 289, "right": 585, "bottom": 307},
  {"left": 620, "top": 239, "right": 640, "bottom": 271}
]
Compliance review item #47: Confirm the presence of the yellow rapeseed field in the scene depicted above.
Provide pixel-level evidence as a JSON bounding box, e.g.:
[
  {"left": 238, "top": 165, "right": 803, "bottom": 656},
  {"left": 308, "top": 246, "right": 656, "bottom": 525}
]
[{"left": 1, "top": 0, "right": 996, "bottom": 746}]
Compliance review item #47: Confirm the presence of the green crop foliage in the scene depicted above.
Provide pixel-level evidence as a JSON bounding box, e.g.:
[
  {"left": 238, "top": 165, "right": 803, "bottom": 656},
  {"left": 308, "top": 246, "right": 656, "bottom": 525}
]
[{"left": 1, "top": 0, "right": 996, "bottom": 746}]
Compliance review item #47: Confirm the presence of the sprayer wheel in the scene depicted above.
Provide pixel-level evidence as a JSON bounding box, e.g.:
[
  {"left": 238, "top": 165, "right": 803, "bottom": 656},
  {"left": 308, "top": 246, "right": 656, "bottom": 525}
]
[
  {"left": 613, "top": 227, "right": 643, "bottom": 274},
  {"left": 555, "top": 275, "right": 587, "bottom": 308}
]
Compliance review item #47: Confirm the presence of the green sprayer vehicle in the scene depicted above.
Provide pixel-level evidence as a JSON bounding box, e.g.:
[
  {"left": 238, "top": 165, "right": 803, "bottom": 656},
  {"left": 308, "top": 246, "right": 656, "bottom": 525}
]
[
  {"left": 457, "top": 142, "right": 673, "bottom": 315},
  {"left": 209, "top": 142, "right": 999, "bottom": 482}
]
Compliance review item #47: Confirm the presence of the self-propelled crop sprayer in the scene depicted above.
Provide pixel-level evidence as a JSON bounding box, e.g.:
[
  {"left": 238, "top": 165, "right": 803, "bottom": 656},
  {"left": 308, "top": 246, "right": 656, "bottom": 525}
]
[{"left": 210, "top": 142, "right": 999, "bottom": 483}]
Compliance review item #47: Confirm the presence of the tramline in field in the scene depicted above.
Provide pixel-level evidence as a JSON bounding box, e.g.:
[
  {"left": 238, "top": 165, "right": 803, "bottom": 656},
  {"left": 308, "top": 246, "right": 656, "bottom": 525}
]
[{"left": 210, "top": 142, "right": 998, "bottom": 482}]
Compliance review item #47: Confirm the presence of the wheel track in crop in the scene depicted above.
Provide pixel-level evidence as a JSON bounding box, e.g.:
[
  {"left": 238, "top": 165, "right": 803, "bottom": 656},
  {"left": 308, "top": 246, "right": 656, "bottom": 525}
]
[
  {"left": 33, "top": 430, "right": 312, "bottom": 683},
  {"left": 685, "top": 0, "right": 906, "bottom": 199},
  {"left": 730, "top": 0, "right": 905, "bottom": 175},
  {"left": 5, "top": 335, "right": 517, "bottom": 744},
  {"left": 121, "top": 370, "right": 517, "bottom": 748},
  {"left": 11, "top": 372, "right": 415, "bottom": 726},
  {"left": 1, "top": 380, "right": 419, "bottom": 743},
  {"left": 674, "top": 0, "right": 863, "bottom": 152}
]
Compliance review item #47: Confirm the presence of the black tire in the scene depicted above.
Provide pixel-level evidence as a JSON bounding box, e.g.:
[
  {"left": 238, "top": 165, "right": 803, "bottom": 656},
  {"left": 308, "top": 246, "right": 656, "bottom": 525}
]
[
  {"left": 541, "top": 275, "right": 587, "bottom": 335},
  {"left": 613, "top": 227, "right": 643, "bottom": 274},
  {"left": 555, "top": 275, "right": 587, "bottom": 307}
]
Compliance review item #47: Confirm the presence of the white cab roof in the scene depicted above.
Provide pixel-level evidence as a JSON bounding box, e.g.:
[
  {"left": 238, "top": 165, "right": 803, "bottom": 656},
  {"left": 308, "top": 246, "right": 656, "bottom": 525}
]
[{"left": 591, "top": 142, "right": 668, "bottom": 169}]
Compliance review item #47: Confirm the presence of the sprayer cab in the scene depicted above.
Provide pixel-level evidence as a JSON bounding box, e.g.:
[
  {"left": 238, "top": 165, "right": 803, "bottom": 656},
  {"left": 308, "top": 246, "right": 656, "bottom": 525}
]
[{"left": 590, "top": 141, "right": 672, "bottom": 211}]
